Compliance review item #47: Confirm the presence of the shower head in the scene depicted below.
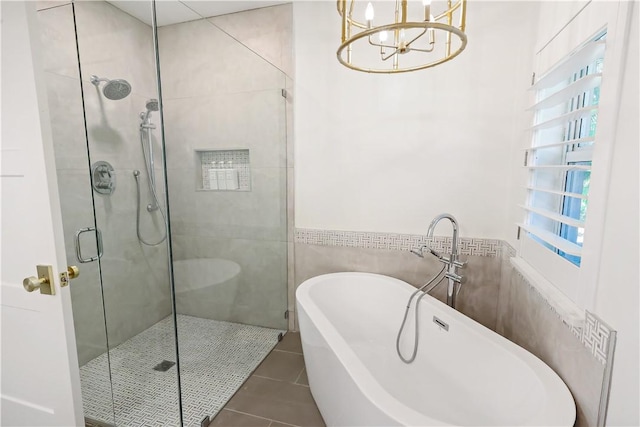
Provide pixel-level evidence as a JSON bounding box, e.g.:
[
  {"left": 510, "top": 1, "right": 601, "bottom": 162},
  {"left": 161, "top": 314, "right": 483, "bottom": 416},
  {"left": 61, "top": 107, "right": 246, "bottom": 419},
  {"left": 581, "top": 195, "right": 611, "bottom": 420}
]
[
  {"left": 140, "top": 99, "right": 159, "bottom": 122},
  {"left": 146, "top": 99, "right": 159, "bottom": 112},
  {"left": 103, "top": 79, "right": 132, "bottom": 100},
  {"left": 90, "top": 75, "right": 131, "bottom": 100}
]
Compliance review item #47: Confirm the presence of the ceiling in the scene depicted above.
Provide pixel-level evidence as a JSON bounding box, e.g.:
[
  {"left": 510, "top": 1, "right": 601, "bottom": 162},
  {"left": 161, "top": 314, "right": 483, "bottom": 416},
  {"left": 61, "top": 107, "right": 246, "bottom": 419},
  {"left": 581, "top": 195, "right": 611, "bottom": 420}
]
[{"left": 107, "top": 1, "right": 290, "bottom": 27}]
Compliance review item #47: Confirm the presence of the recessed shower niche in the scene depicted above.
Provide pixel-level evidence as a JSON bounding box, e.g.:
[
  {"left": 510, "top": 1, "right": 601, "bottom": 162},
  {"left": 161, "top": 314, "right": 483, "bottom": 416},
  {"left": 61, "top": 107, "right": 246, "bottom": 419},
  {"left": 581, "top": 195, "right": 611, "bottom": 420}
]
[{"left": 196, "top": 149, "right": 251, "bottom": 191}]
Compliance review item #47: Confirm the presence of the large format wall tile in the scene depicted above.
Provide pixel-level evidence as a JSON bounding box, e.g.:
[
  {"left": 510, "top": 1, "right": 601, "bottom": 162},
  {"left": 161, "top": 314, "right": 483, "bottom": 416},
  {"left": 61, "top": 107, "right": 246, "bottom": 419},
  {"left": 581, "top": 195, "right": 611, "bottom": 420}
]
[
  {"left": 56, "top": 170, "right": 109, "bottom": 365},
  {"left": 157, "top": 18, "right": 284, "bottom": 100},
  {"left": 74, "top": 0, "right": 157, "bottom": 99},
  {"left": 293, "top": 243, "right": 501, "bottom": 331},
  {"left": 162, "top": 90, "right": 286, "bottom": 169},
  {"left": 37, "top": 3, "right": 79, "bottom": 79},
  {"left": 208, "top": 4, "right": 294, "bottom": 77},
  {"left": 43, "top": 72, "right": 89, "bottom": 171},
  {"left": 167, "top": 166, "right": 286, "bottom": 242},
  {"left": 171, "top": 235, "right": 287, "bottom": 329},
  {"left": 497, "top": 256, "right": 605, "bottom": 427},
  {"left": 99, "top": 237, "right": 172, "bottom": 347}
]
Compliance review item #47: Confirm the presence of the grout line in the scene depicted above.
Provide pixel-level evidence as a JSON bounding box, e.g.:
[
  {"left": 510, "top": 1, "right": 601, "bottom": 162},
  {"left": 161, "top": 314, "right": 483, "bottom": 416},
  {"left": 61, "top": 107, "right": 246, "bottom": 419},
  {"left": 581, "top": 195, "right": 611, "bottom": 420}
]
[
  {"left": 222, "top": 408, "right": 299, "bottom": 426},
  {"left": 251, "top": 374, "right": 304, "bottom": 385},
  {"left": 268, "top": 420, "right": 299, "bottom": 427},
  {"left": 293, "top": 367, "right": 305, "bottom": 384},
  {"left": 272, "top": 348, "right": 303, "bottom": 355},
  {"left": 252, "top": 374, "right": 284, "bottom": 381},
  {"left": 37, "top": 2, "right": 72, "bottom": 12},
  {"left": 222, "top": 408, "right": 274, "bottom": 423}
]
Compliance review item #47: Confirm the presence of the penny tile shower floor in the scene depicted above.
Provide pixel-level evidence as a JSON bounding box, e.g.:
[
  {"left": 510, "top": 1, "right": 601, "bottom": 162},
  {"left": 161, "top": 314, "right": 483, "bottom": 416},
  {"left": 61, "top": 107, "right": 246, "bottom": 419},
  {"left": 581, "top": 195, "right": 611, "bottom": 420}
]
[{"left": 80, "top": 315, "right": 284, "bottom": 427}]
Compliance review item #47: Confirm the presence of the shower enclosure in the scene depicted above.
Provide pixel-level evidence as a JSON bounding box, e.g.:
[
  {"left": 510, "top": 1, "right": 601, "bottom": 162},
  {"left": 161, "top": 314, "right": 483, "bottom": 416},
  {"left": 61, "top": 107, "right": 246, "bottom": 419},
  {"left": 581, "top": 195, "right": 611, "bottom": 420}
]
[{"left": 37, "top": 1, "right": 290, "bottom": 425}]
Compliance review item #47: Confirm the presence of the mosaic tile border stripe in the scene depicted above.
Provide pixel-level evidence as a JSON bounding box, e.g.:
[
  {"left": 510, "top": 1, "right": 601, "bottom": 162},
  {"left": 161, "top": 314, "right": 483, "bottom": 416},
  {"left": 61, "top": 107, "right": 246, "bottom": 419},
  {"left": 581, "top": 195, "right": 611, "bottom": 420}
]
[{"left": 295, "top": 228, "right": 502, "bottom": 257}]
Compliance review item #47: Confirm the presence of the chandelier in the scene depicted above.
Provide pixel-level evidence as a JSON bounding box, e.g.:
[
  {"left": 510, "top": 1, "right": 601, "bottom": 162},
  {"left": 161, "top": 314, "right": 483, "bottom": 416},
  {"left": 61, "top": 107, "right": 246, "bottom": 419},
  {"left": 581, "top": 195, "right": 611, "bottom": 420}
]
[{"left": 337, "top": 0, "right": 467, "bottom": 73}]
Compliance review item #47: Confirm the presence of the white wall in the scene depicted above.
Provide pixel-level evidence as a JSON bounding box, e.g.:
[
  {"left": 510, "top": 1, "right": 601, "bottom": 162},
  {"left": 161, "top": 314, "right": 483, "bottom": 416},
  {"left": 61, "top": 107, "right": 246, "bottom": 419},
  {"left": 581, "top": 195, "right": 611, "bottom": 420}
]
[
  {"left": 593, "top": 4, "right": 639, "bottom": 425},
  {"left": 294, "top": 1, "right": 538, "bottom": 238}
]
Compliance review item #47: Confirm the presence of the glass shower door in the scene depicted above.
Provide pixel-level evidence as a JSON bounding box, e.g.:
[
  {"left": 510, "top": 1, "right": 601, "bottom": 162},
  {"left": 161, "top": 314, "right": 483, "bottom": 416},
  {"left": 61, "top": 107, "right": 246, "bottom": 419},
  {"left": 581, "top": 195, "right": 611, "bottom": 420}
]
[
  {"left": 38, "top": 1, "right": 182, "bottom": 425},
  {"left": 73, "top": 1, "right": 181, "bottom": 425},
  {"left": 36, "top": 2, "right": 117, "bottom": 425}
]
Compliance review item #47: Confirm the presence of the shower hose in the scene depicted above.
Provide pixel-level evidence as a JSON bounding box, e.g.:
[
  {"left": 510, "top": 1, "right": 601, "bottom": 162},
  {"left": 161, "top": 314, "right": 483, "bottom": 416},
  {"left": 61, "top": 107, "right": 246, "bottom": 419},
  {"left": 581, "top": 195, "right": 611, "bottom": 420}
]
[
  {"left": 134, "top": 170, "right": 167, "bottom": 246},
  {"left": 133, "top": 128, "right": 167, "bottom": 246},
  {"left": 396, "top": 265, "right": 447, "bottom": 364}
]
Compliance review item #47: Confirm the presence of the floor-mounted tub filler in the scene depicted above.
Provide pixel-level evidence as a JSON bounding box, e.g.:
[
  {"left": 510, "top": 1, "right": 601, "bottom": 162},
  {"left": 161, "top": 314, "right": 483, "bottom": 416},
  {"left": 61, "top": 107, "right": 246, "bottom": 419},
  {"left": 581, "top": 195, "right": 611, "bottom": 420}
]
[{"left": 296, "top": 272, "right": 576, "bottom": 426}]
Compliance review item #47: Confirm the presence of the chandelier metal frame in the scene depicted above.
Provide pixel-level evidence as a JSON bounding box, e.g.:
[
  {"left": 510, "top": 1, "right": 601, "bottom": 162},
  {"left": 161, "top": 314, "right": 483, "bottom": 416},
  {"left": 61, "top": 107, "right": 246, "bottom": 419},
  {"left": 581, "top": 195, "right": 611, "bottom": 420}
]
[{"left": 337, "top": 0, "right": 468, "bottom": 73}]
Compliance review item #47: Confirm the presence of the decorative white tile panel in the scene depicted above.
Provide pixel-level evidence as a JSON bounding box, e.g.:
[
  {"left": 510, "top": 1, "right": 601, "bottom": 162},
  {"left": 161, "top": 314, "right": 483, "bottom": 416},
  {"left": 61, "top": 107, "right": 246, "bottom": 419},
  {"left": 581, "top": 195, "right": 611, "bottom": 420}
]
[
  {"left": 571, "top": 324, "right": 583, "bottom": 339},
  {"left": 295, "top": 228, "right": 501, "bottom": 257},
  {"left": 582, "top": 310, "right": 615, "bottom": 365},
  {"left": 80, "top": 315, "right": 283, "bottom": 427}
]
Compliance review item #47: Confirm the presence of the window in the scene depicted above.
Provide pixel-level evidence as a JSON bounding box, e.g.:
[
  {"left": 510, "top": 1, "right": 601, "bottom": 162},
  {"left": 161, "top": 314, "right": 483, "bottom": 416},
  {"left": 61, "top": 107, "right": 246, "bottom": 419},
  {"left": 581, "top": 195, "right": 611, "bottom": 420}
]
[{"left": 519, "top": 32, "right": 606, "bottom": 272}]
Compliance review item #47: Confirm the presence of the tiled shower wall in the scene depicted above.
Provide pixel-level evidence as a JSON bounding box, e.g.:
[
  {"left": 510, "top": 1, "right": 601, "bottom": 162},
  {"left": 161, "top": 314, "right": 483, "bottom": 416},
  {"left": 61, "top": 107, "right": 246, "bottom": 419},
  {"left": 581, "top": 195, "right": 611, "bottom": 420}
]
[
  {"left": 38, "top": 1, "right": 172, "bottom": 365},
  {"left": 293, "top": 228, "right": 614, "bottom": 427},
  {"left": 157, "top": 5, "right": 293, "bottom": 329}
]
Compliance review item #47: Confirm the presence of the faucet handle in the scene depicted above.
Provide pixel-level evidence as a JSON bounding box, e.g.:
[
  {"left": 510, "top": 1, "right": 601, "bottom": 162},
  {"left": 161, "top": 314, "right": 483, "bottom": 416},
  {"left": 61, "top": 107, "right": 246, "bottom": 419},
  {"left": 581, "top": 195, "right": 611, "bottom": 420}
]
[
  {"left": 446, "top": 272, "right": 465, "bottom": 284},
  {"left": 437, "top": 256, "right": 451, "bottom": 266},
  {"left": 453, "top": 259, "right": 466, "bottom": 268}
]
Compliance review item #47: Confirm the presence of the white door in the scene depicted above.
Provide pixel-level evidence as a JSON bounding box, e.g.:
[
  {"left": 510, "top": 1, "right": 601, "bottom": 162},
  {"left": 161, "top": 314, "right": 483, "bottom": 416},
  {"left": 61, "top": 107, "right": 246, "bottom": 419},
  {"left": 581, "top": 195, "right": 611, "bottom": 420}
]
[{"left": 0, "top": 2, "right": 84, "bottom": 426}]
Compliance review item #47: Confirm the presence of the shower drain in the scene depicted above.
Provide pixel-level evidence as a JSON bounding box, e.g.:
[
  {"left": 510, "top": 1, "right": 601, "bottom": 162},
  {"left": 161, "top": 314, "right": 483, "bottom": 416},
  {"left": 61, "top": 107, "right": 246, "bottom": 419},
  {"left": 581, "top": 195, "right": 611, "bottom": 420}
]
[{"left": 152, "top": 360, "right": 176, "bottom": 372}]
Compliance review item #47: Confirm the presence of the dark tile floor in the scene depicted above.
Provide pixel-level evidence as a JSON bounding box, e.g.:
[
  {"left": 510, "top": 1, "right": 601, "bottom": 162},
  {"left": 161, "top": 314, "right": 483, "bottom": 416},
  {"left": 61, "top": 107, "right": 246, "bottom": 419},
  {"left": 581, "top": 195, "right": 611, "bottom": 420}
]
[{"left": 209, "top": 332, "right": 325, "bottom": 427}]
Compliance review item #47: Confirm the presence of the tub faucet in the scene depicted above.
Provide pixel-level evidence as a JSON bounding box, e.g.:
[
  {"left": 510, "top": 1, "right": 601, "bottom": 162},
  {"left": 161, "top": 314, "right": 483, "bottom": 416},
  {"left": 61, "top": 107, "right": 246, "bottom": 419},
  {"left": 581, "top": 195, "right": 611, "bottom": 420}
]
[{"left": 415, "top": 213, "right": 465, "bottom": 309}]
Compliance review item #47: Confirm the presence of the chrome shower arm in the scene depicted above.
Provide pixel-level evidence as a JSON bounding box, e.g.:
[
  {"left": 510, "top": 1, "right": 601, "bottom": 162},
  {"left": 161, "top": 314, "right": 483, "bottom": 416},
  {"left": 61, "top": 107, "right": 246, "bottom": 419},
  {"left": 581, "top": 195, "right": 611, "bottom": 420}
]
[{"left": 90, "top": 75, "right": 109, "bottom": 86}]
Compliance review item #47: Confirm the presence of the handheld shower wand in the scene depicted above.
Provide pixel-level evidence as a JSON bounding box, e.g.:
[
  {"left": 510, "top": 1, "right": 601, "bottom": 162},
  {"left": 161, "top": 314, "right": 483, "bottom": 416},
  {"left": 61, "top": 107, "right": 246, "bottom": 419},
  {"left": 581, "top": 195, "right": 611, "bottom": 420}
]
[
  {"left": 140, "top": 99, "right": 160, "bottom": 212},
  {"left": 134, "top": 99, "right": 166, "bottom": 246}
]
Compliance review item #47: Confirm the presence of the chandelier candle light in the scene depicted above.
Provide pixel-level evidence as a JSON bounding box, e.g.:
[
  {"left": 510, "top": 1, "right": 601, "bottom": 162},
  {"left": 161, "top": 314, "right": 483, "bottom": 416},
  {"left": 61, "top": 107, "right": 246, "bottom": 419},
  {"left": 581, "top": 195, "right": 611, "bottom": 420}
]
[{"left": 337, "top": 0, "right": 467, "bottom": 73}]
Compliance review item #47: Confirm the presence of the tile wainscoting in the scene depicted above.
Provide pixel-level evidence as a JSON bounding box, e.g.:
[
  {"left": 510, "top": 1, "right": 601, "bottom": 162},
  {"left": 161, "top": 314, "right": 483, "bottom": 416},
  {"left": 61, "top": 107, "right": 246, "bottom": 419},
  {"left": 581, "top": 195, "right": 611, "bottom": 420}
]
[{"left": 292, "top": 228, "right": 615, "bottom": 427}]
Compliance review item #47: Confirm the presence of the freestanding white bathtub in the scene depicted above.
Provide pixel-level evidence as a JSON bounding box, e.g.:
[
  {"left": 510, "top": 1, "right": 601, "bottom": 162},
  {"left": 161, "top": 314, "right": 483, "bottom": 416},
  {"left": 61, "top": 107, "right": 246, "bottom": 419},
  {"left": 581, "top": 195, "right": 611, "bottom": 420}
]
[{"left": 296, "top": 272, "right": 576, "bottom": 426}]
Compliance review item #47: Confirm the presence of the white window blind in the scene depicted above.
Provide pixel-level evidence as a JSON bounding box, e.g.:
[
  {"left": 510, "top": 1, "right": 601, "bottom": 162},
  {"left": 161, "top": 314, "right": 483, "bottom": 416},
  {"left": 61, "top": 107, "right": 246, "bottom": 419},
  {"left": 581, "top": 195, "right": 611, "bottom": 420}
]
[{"left": 520, "top": 32, "right": 606, "bottom": 267}]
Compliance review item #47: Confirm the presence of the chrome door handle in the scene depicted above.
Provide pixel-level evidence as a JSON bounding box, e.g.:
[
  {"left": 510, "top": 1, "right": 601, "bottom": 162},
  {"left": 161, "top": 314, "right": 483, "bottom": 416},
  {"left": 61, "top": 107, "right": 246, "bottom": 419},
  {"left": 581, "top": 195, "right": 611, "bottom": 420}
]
[{"left": 75, "top": 227, "right": 103, "bottom": 263}]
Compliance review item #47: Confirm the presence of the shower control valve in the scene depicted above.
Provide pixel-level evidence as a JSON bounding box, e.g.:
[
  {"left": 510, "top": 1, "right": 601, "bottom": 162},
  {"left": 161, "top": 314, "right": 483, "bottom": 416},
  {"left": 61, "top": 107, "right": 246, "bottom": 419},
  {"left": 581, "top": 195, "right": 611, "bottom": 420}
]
[{"left": 91, "top": 161, "right": 116, "bottom": 195}]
